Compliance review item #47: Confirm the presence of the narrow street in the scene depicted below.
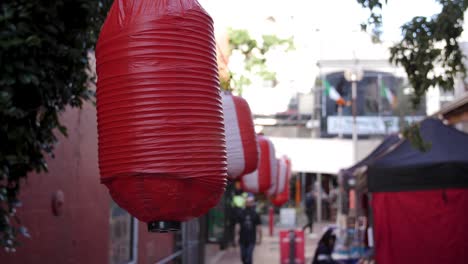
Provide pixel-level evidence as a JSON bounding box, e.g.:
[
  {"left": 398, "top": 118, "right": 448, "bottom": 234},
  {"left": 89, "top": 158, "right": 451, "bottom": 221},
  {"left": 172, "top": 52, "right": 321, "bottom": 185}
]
[
  {"left": 206, "top": 222, "right": 332, "bottom": 264},
  {"left": 4, "top": 1, "right": 468, "bottom": 264}
]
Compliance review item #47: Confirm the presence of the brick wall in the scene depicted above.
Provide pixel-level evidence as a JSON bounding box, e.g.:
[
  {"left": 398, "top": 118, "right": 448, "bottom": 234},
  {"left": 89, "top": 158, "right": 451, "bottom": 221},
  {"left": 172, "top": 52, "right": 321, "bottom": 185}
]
[{"left": 0, "top": 103, "right": 175, "bottom": 264}]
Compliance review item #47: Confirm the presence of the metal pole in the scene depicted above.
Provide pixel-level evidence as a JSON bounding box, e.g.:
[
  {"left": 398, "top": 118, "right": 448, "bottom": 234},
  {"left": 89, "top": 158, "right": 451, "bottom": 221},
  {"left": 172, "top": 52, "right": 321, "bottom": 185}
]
[
  {"left": 377, "top": 74, "right": 382, "bottom": 117},
  {"left": 269, "top": 206, "right": 274, "bottom": 236},
  {"left": 289, "top": 230, "right": 296, "bottom": 264},
  {"left": 321, "top": 77, "right": 326, "bottom": 118},
  {"left": 301, "top": 172, "right": 306, "bottom": 204},
  {"left": 317, "top": 173, "right": 322, "bottom": 223},
  {"left": 295, "top": 175, "right": 301, "bottom": 206},
  {"left": 297, "top": 94, "right": 301, "bottom": 137},
  {"left": 338, "top": 105, "right": 343, "bottom": 138},
  {"left": 337, "top": 173, "right": 342, "bottom": 226},
  {"left": 352, "top": 81, "right": 358, "bottom": 162}
]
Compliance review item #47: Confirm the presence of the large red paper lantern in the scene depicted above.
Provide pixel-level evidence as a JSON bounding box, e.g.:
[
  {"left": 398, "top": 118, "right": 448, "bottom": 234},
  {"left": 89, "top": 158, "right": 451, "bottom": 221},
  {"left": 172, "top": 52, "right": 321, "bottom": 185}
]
[
  {"left": 96, "top": 0, "right": 226, "bottom": 232},
  {"left": 241, "top": 135, "right": 276, "bottom": 193},
  {"left": 271, "top": 156, "right": 292, "bottom": 206},
  {"left": 222, "top": 92, "right": 258, "bottom": 179}
]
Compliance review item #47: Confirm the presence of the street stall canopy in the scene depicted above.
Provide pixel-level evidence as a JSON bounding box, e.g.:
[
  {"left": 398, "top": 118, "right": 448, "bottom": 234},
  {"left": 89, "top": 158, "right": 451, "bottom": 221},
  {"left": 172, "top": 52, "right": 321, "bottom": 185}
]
[
  {"left": 368, "top": 118, "right": 468, "bottom": 192},
  {"left": 336, "top": 134, "right": 400, "bottom": 217},
  {"left": 340, "top": 133, "right": 400, "bottom": 183},
  {"left": 367, "top": 118, "right": 468, "bottom": 264}
]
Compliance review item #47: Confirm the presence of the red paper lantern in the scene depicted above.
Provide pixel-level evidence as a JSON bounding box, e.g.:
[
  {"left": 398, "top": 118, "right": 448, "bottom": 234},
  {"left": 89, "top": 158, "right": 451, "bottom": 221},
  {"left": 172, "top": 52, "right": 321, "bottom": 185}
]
[
  {"left": 268, "top": 158, "right": 286, "bottom": 196},
  {"left": 96, "top": 0, "right": 226, "bottom": 232},
  {"left": 241, "top": 135, "right": 276, "bottom": 193},
  {"left": 222, "top": 92, "right": 258, "bottom": 179},
  {"left": 271, "top": 157, "right": 292, "bottom": 206}
]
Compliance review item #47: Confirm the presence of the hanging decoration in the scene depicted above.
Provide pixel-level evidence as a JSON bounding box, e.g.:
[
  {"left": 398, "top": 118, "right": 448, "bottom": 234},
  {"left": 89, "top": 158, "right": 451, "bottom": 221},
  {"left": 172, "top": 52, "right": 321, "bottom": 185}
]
[
  {"left": 222, "top": 92, "right": 258, "bottom": 179},
  {"left": 271, "top": 156, "right": 292, "bottom": 206},
  {"left": 96, "top": 0, "right": 226, "bottom": 232},
  {"left": 268, "top": 158, "right": 287, "bottom": 196},
  {"left": 241, "top": 135, "right": 276, "bottom": 193}
]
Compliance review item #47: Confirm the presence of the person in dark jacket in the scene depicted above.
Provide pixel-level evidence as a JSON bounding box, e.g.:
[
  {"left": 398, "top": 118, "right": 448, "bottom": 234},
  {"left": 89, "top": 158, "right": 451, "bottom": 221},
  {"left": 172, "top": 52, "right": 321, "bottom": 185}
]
[
  {"left": 235, "top": 196, "right": 262, "bottom": 264},
  {"left": 303, "top": 188, "right": 315, "bottom": 234},
  {"left": 229, "top": 183, "right": 248, "bottom": 247},
  {"left": 312, "top": 229, "right": 337, "bottom": 264}
]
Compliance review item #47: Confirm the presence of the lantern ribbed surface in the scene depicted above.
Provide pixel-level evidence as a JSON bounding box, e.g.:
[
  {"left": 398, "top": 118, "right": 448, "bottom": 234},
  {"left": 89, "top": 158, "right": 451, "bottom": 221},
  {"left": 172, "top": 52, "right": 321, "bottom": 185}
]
[
  {"left": 268, "top": 158, "right": 287, "bottom": 196},
  {"left": 271, "top": 157, "right": 291, "bottom": 206},
  {"left": 96, "top": 0, "right": 226, "bottom": 229},
  {"left": 241, "top": 135, "right": 275, "bottom": 193},
  {"left": 222, "top": 92, "right": 258, "bottom": 179}
]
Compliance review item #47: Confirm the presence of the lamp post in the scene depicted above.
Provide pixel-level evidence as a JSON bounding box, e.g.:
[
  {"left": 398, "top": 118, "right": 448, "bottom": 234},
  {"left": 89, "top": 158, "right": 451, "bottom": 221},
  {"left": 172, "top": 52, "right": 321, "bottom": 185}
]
[{"left": 344, "top": 68, "right": 363, "bottom": 162}]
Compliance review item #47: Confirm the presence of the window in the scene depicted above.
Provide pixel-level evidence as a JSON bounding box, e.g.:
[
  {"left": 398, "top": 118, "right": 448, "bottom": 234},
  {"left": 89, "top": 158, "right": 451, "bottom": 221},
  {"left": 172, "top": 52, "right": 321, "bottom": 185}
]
[{"left": 109, "top": 201, "right": 138, "bottom": 264}]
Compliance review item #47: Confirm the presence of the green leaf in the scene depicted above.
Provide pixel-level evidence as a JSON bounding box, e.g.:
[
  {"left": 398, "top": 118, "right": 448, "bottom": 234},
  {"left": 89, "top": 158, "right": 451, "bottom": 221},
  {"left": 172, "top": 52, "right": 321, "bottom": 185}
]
[
  {"left": 358, "top": 0, "right": 467, "bottom": 108},
  {"left": 25, "top": 35, "right": 41, "bottom": 46},
  {"left": 58, "top": 125, "right": 68, "bottom": 137}
]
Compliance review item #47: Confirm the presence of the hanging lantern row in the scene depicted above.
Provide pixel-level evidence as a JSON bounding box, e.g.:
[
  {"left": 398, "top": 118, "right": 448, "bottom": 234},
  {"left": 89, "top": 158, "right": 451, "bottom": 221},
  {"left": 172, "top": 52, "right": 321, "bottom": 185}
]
[
  {"left": 270, "top": 156, "right": 292, "bottom": 207},
  {"left": 96, "top": 0, "right": 226, "bottom": 232},
  {"left": 222, "top": 92, "right": 259, "bottom": 179},
  {"left": 241, "top": 135, "right": 277, "bottom": 194}
]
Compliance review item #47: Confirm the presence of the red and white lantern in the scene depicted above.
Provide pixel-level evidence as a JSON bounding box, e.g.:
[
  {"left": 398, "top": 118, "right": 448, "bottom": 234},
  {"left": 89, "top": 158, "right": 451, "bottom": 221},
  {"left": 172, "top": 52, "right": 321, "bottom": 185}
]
[
  {"left": 241, "top": 135, "right": 276, "bottom": 193},
  {"left": 271, "top": 156, "right": 292, "bottom": 206},
  {"left": 268, "top": 158, "right": 287, "bottom": 196},
  {"left": 222, "top": 92, "right": 258, "bottom": 179},
  {"left": 96, "top": 0, "right": 226, "bottom": 232}
]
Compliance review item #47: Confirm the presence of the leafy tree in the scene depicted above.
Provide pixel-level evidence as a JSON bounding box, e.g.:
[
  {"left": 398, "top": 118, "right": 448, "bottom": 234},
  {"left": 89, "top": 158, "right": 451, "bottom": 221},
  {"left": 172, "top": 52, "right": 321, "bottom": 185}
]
[
  {"left": 358, "top": 0, "right": 468, "bottom": 107},
  {"left": 358, "top": 0, "right": 468, "bottom": 151},
  {"left": 222, "top": 28, "right": 294, "bottom": 93},
  {"left": 0, "top": 0, "right": 112, "bottom": 251}
]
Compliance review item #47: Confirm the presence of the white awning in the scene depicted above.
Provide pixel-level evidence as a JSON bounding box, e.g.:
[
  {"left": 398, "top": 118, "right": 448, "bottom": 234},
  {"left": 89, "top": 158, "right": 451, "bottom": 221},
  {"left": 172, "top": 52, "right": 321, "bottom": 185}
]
[{"left": 270, "top": 137, "right": 382, "bottom": 174}]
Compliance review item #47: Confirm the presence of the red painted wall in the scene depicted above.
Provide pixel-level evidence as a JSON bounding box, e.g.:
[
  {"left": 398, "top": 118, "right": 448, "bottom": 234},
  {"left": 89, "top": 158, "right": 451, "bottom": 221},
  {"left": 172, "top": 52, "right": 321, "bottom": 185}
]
[{"left": 0, "top": 103, "right": 175, "bottom": 264}]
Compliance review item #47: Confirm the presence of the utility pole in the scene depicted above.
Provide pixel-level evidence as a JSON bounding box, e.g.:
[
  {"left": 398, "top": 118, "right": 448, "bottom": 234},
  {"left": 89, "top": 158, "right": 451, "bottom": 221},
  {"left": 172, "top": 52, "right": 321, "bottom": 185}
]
[{"left": 344, "top": 66, "right": 363, "bottom": 162}]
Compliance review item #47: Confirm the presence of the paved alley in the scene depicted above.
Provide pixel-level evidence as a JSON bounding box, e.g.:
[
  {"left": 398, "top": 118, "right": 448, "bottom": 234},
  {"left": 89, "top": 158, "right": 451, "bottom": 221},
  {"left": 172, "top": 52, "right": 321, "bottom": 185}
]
[{"left": 206, "top": 222, "right": 332, "bottom": 264}]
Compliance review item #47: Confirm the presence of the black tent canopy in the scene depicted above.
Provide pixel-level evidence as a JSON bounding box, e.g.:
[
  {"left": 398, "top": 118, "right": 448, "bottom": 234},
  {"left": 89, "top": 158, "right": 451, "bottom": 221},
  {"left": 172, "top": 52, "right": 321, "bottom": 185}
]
[
  {"left": 340, "top": 134, "right": 401, "bottom": 182},
  {"left": 337, "top": 134, "right": 401, "bottom": 215},
  {"left": 368, "top": 118, "right": 468, "bottom": 192}
]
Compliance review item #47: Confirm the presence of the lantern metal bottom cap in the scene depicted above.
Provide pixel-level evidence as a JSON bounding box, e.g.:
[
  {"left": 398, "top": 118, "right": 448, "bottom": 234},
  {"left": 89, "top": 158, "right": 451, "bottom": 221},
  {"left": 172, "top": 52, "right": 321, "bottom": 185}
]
[{"left": 148, "top": 221, "right": 181, "bottom": 233}]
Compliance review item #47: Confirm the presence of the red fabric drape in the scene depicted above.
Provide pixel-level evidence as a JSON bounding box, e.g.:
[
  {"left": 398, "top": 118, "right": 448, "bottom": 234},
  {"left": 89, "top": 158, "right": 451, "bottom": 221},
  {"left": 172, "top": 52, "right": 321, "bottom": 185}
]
[{"left": 372, "top": 188, "right": 468, "bottom": 264}]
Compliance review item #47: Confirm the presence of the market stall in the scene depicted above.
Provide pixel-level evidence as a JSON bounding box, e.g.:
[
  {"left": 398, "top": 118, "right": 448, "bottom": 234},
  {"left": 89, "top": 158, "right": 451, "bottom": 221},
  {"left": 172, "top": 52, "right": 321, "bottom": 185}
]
[{"left": 367, "top": 118, "right": 468, "bottom": 264}]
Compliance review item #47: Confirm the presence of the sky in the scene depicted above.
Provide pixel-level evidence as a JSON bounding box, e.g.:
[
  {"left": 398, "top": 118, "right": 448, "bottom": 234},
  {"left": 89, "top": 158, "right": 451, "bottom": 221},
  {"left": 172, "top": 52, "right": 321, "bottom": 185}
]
[
  {"left": 198, "top": 0, "right": 467, "bottom": 115},
  {"left": 200, "top": 0, "right": 446, "bottom": 42}
]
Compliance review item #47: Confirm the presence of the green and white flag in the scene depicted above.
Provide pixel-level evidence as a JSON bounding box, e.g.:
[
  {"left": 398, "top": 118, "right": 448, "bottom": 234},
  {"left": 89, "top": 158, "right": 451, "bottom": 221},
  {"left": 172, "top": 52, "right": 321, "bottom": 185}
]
[
  {"left": 380, "top": 80, "right": 397, "bottom": 108},
  {"left": 324, "top": 79, "right": 345, "bottom": 105}
]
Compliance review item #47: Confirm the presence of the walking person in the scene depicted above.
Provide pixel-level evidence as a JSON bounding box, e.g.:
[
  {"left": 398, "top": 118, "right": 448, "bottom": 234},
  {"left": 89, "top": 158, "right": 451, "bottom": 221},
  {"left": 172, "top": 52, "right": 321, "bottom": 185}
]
[
  {"left": 303, "top": 187, "right": 316, "bottom": 235},
  {"left": 229, "top": 182, "right": 248, "bottom": 247},
  {"left": 235, "top": 196, "right": 262, "bottom": 264}
]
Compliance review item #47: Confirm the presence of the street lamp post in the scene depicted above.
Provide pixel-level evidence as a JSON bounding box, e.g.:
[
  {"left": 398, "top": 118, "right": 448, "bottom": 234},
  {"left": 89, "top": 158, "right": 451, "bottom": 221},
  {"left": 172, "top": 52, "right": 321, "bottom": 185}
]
[
  {"left": 338, "top": 105, "right": 343, "bottom": 138},
  {"left": 344, "top": 68, "right": 363, "bottom": 162},
  {"left": 351, "top": 80, "right": 358, "bottom": 162}
]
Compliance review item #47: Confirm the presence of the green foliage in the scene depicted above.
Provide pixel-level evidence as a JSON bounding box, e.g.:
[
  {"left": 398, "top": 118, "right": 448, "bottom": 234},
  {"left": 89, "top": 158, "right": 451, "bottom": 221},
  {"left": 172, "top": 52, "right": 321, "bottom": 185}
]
[
  {"left": 225, "top": 28, "right": 294, "bottom": 93},
  {"left": 358, "top": 0, "right": 468, "bottom": 107},
  {"left": 358, "top": 0, "right": 468, "bottom": 151},
  {"left": 391, "top": 0, "right": 468, "bottom": 107},
  {"left": 231, "top": 74, "right": 252, "bottom": 95},
  {"left": 402, "top": 123, "right": 432, "bottom": 152},
  {"left": 357, "top": 0, "right": 387, "bottom": 42},
  {"left": 228, "top": 29, "right": 258, "bottom": 55},
  {"left": 0, "top": 0, "right": 112, "bottom": 251},
  {"left": 262, "top": 35, "right": 295, "bottom": 53}
]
